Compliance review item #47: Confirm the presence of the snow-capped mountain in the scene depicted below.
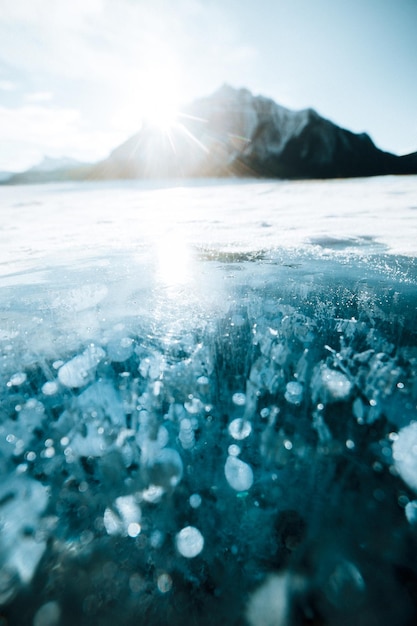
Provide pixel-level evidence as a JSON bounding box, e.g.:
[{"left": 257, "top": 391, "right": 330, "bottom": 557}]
[{"left": 93, "top": 84, "right": 417, "bottom": 180}]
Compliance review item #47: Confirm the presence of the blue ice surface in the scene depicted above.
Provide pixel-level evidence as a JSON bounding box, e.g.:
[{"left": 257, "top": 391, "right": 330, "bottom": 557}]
[{"left": 0, "top": 247, "right": 417, "bottom": 626}]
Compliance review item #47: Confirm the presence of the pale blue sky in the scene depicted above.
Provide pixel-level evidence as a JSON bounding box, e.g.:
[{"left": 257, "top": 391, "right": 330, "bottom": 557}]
[{"left": 0, "top": 0, "right": 416, "bottom": 171}]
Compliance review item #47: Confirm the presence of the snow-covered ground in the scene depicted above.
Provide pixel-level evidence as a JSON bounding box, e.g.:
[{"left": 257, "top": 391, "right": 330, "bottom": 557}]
[
  {"left": 1, "top": 176, "right": 417, "bottom": 271},
  {"left": 0, "top": 176, "right": 417, "bottom": 625}
]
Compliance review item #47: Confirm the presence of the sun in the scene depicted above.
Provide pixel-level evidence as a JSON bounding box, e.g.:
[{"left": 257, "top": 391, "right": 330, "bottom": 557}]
[
  {"left": 138, "top": 61, "right": 181, "bottom": 131},
  {"left": 142, "top": 96, "right": 179, "bottom": 131}
]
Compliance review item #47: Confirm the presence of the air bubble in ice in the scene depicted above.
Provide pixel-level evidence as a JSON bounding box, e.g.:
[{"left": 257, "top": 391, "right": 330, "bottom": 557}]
[
  {"left": 41, "top": 381, "right": 58, "bottom": 396},
  {"left": 405, "top": 500, "right": 417, "bottom": 525},
  {"left": 353, "top": 396, "right": 365, "bottom": 422},
  {"left": 129, "top": 574, "right": 145, "bottom": 594},
  {"left": 228, "top": 418, "right": 252, "bottom": 440},
  {"left": 103, "top": 495, "right": 141, "bottom": 537},
  {"left": 69, "top": 424, "right": 107, "bottom": 458},
  {"left": 33, "top": 601, "right": 61, "bottom": 626},
  {"left": 139, "top": 353, "right": 165, "bottom": 380},
  {"left": 153, "top": 380, "right": 162, "bottom": 396},
  {"left": 157, "top": 425, "right": 169, "bottom": 448},
  {"left": 175, "top": 526, "right": 204, "bottom": 558},
  {"left": 103, "top": 508, "right": 123, "bottom": 536},
  {"left": 16, "top": 399, "right": 45, "bottom": 445},
  {"left": 127, "top": 522, "right": 141, "bottom": 538},
  {"left": 0, "top": 477, "right": 49, "bottom": 585},
  {"left": 141, "top": 485, "right": 164, "bottom": 503},
  {"left": 184, "top": 397, "right": 203, "bottom": 414},
  {"left": 228, "top": 444, "right": 241, "bottom": 456},
  {"left": 8, "top": 373, "right": 27, "bottom": 387},
  {"left": 224, "top": 455, "right": 254, "bottom": 491},
  {"left": 284, "top": 381, "right": 303, "bottom": 405},
  {"left": 150, "top": 529, "right": 164, "bottom": 548},
  {"left": 77, "top": 380, "right": 125, "bottom": 426},
  {"left": 58, "top": 345, "right": 105, "bottom": 388},
  {"left": 106, "top": 337, "right": 134, "bottom": 362},
  {"left": 42, "top": 446, "right": 55, "bottom": 459},
  {"left": 157, "top": 573, "right": 173, "bottom": 593},
  {"left": 189, "top": 493, "right": 202, "bottom": 508},
  {"left": 392, "top": 422, "right": 417, "bottom": 492},
  {"left": 232, "top": 392, "right": 246, "bottom": 406},
  {"left": 150, "top": 447, "right": 184, "bottom": 488},
  {"left": 312, "top": 364, "right": 352, "bottom": 403},
  {"left": 179, "top": 418, "right": 195, "bottom": 450}
]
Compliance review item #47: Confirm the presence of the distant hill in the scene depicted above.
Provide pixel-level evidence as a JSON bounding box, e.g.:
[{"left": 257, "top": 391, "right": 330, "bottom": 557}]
[
  {"left": 0, "top": 170, "right": 13, "bottom": 182},
  {"left": 29, "top": 156, "right": 86, "bottom": 173},
  {"left": 4, "top": 86, "right": 417, "bottom": 184},
  {"left": 4, "top": 156, "right": 92, "bottom": 185}
]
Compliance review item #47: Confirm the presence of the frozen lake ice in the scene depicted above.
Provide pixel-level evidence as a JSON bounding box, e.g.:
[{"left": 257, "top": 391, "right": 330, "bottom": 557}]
[{"left": 1, "top": 176, "right": 417, "bottom": 625}]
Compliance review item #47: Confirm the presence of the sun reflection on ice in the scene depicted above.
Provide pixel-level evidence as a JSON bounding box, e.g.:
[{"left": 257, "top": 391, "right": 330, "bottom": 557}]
[{"left": 156, "top": 234, "right": 193, "bottom": 288}]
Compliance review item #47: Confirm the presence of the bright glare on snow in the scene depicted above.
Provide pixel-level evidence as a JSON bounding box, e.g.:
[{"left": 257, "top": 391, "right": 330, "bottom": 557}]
[{"left": 156, "top": 234, "right": 192, "bottom": 287}]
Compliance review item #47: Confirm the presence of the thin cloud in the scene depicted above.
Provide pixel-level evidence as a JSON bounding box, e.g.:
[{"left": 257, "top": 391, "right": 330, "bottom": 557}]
[
  {"left": 0, "top": 0, "right": 256, "bottom": 88},
  {"left": 0, "top": 0, "right": 103, "bottom": 25},
  {"left": 0, "top": 104, "right": 123, "bottom": 170},
  {"left": 24, "top": 91, "right": 54, "bottom": 103},
  {"left": 0, "top": 0, "right": 262, "bottom": 170},
  {"left": 0, "top": 79, "right": 17, "bottom": 91}
]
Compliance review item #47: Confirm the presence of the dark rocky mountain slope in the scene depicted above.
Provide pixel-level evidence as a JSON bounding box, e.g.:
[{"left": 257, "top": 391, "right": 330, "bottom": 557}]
[{"left": 4, "top": 85, "right": 417, "bottom": 183}]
